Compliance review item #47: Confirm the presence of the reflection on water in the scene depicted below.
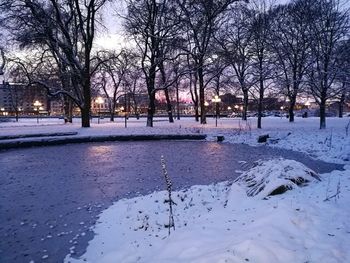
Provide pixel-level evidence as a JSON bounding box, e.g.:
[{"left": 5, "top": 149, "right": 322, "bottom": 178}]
[
  {"left": 86, "top": 144, "right": 114, "bottom": 158},
  {"left": 204, "top": 141, "right": 224, "bottom": 153}
]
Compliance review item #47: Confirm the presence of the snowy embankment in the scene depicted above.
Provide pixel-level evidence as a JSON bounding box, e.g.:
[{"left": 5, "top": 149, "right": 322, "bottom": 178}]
[
  {"left": 209, "top": 117, "right": 350, "bottom": 164},
  {"left": 66, "top": 161, "right": 350, "bottom": 263}
]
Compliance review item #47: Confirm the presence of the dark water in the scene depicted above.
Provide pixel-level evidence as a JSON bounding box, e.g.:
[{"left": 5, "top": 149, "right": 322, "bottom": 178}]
[{"left": 0, "top": 141, "right": 343, "bottom": 263}]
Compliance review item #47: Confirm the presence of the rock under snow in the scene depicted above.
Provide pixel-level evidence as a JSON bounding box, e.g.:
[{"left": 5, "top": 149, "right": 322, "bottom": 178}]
[{"left": 235, "top": 158, "right": 320, "bottom": 198}]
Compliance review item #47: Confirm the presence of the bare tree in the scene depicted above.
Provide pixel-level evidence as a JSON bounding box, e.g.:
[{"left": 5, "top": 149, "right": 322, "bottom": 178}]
[
  {"left": 270, "top": 0, "right": 314, "bottom": 123},
  {"left": 93, "top": 49, "right": 136, "bottom": 122},
  {"left": 333, "top": 39, "right": 350, "bottom": 118},
  {"left": 177, "top": 0, "right": 242, "bottom": 124},
  {"left": 184, "top": 54, "right": 200, "bottom": 121},
  {"left": 216, "top": 3, "right": 254, "bottom": 121},
  {"left": 2, "top": 0, "right": 108, "bottom": 127},
  {"left": 250, "top": 0, "right": 275, "bottom": 128},
  {"left": 124, "top": 63, "right": 146, "bottom": 118},
  {"left": 124, "top": 0, "right": 181, "bottom": 127},
  {"left": 168, "top": 60, "right": 184, "bottom": 120},
  {"left": 307, "top": 0, "right": 349, "bottom": 129}
]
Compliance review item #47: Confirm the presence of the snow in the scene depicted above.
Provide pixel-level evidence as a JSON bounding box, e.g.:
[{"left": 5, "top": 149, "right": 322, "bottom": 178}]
[
  {"left": 65, "top": 165, "right": 350, "bottom": 263},
  {"left": 1, "top": 116, "right": 350, "bottom": 262},
  {"left": 234, "top": 158, "right": 321, "bottom": 198}
]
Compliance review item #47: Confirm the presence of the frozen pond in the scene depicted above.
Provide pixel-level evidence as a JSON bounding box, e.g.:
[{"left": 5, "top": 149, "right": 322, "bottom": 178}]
[{"left": 0, "top": 141, "right": 343, "bottom": 263}]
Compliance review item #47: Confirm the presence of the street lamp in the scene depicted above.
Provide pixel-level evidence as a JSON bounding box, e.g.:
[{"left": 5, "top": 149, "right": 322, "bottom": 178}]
[
  {"left": 116, "top": 92, "right": 128, "bottom": 128},
  {"left": 95, "top": 97, "right": 104, "bottom": 124},
  {"left": 280, "top": 106, "right": 285, "bottom": 118},
  {"left": 33, "top": 100, "right": 42, "bottom": 124},
  {"left": 16, "top": 107, "right": 22, "bottom": 122},
  {"left": 124, "top": 93, "right": 128, "bottom": 128},
  {"left": 211, "top": 95, "right": 221, "bottom": 127},
  {"left": 204, "top": 101, "right": 209, "bottom": 118}
]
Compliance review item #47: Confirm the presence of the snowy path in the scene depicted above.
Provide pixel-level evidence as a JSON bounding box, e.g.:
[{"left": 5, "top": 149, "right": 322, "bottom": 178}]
[{"left": 0, "top": 141, "right": 343, "bottom": 263}]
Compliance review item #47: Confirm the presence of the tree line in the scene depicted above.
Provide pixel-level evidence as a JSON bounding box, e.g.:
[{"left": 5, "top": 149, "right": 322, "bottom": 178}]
[{"left": 0, "top": 0, "right": 349, "bottom": 129}]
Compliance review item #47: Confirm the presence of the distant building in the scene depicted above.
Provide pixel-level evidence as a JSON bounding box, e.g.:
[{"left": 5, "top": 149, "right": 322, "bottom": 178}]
[
  {"left": 50, "top": 98, "right": 65, "bottom": 115},
  {"left": 0, "top": 82, "right": 48, "bottom": 115},
  {"left": 91, "top": 96, "right": 110, "bottom": 114}
]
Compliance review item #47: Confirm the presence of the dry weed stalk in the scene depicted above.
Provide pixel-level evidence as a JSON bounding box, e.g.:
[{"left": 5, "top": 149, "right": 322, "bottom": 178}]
[{"left": 161, "top": 155, "right": 176, "bottom": 235}]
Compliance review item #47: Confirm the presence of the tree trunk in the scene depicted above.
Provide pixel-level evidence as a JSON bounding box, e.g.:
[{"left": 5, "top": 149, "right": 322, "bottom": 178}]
[
  {"left": 176, "top": 84, "right": 180, "bottom": 120},
  {"left": 242, "top": 89, "right": 249, "bottom": 121},
  {"left": 164, "top": 88, "right": 174, "bottom": 123},
  {"left": 15, "top": 111, "right": 19, "bottom": 122},
  {"left": 198, "top": 61, "right": 206, "bottom": 124},
  {"left": 319, "top": 99, "right": 326, "bottom": 129},
  {"left": 146, "top": 52, "right": 157, "bottom": 127},
  {"left": 288, "top": 106, "right": 294, "bottom": 122},
  {"left": 147, "top": 92, "right": 156, "bottom": 127},
  {"left": 110, "top": 111, "right": 115, "bottom": 122},
  {"left": 159, "top": 61, "right": 174, "bottom": 123},
  {"left": 192, "top": 73, "right": 199, "bottom": 122},
  {"left": 108, "top": 99, "right": 114, "bottom": 122},
  {"left": 81, "top": 106, "right": 90, "bottom": 128},
  {"left": 288, "top": 97, "right": 296, "bottom": 122},
  {"left": 257, "top": 97, "right": 263, "bottom": 129},
  {"left": 81, "top": 64, "right": 91, "bottom": 127},
  {"left": 257, "top": 78, "right": 264, "bottom": 129},
  {"left": 132, "top": 95, "right": 139, "bottom": 119},
  {"left": 338, "top": 102, "right": 343, "bottom": 118},
  {"left": 194, "top": 102, "right": 199, "bottom": 122},
  {"left": 64, "top": 96, "right": 73, "bottom": 123},
  {"left": 68, "top": 100, "right": 73, "bottom": 123},
  {"left": 338, "top": 93, "right": 345, "bottom": 118}
]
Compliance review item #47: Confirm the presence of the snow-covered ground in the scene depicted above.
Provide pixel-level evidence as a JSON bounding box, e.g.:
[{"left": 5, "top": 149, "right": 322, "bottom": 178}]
[
  {"left": 65, "top": 165, "right": 350, "bottom": 263},
  {"left": 2, "top": 116, "right": 350, "bottom": 263},
  {"left": 1, "top": 116, "right": 349, "bottom": 163}
]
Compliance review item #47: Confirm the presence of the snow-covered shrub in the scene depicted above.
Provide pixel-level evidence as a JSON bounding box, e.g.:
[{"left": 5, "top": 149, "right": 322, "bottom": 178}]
[{"left": 234, "top": 158, "right": 320, "bottom": 198}]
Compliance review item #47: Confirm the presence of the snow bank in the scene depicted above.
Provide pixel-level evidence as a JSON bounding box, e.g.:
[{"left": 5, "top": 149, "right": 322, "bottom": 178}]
[
  {"left": 212, "top": 117, "right": 350, "bottom": 164},
  {"left": 235, "top": 158, "right": 320, "bottom": 198},
  {"left": 65, "top": 161, "right": 350, "bottom": 263}
]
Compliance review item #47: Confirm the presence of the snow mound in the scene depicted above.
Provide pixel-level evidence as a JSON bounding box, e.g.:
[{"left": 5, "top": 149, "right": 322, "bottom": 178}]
[{"left": 235, "top": 158, "right": 320, "bottom": 198}]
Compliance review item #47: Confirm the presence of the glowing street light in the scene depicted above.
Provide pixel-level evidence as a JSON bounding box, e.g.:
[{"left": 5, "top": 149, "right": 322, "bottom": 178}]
[
  {"left": 211, "top": 95, "right": 221, "bottom": 127},
  {"left": 203, "top": 101, "right": 209, "bottom": 118},
  {"left": 33, "top": 100, "right": 42, "bottom": 123},
  {"left": 0, "top": 107, "right": 7, "bottom": 116}
]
